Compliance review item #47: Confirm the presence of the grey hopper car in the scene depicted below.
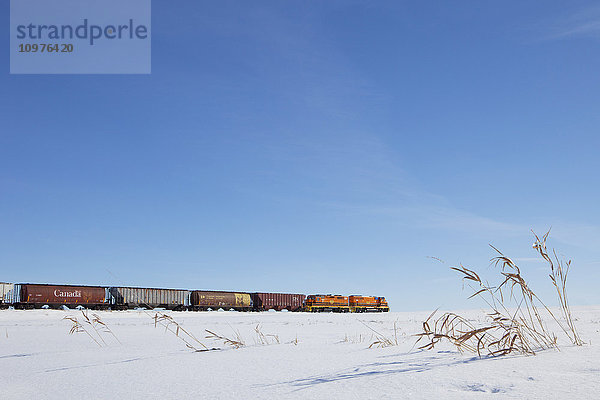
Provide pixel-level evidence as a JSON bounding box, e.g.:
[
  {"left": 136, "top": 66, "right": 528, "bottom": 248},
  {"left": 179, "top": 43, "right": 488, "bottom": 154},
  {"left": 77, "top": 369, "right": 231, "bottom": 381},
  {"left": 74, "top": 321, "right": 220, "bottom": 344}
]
[{"left": 109, "top": 287, "right": 189, "bottom": 310}]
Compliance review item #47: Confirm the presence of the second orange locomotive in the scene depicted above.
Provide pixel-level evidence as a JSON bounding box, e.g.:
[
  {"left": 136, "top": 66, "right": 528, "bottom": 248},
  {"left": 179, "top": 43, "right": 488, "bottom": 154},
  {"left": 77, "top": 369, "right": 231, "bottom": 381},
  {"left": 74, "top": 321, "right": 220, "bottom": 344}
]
[{"left": 304, "top": 294, "right": 389, "bottom": 313}]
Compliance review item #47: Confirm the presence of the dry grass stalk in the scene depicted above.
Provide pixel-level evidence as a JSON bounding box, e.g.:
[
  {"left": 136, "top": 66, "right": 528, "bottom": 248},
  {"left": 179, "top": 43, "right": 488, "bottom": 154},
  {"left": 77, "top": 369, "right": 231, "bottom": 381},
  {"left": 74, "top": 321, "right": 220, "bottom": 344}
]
[
  {"left": 204, "top": 325, "right": 288, "bottom": 349},
  {"left": 342, "top": 333, "right": 367, "bottom": 344},
  {"left": 417, "top": 231, "right": 582, "bottom": 357},
  {"left": 64, "top": 312, "right": 103, "bottom": 347},
  {"left": 79, "top": 310, "right": 121, "bottom": 346},
  {"left": 205, "top": 329, "right": 245, "bottom": 349},
  {"left": 64, "top": 316, "right": 101, "bottom": 347},
  {"left": 151, "top": 312, "right": 210, "bottom": 352},
  {"left": 362, "top": 320, "right": 400, "bottom": 348},
  {"left": 254, "top": 324, "right": 280, "bottom": 345},
  {"left": 417, "top": 309, "right": 534, "bottom": 356},
  {"left": 64, "top": 311, "right": 119, "bottom": 347},
  {"left": 91, "top": 313, "right": 121, "bottom": 344},
  {"left": 532, "top": 230, "right": 583, "bottom": 346},
  {"left": 290, "top": 334, "right": 299, "bottom": 345}
]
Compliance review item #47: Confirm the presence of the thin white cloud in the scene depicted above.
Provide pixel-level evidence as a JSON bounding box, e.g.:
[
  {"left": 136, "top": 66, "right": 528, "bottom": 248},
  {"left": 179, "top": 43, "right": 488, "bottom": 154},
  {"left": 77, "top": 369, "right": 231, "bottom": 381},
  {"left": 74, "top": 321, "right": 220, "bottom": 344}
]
[
  {"left": 536, "top": 5, "right": 600, "bottom": 40},
  {"left": 512, "top": 257, "right": 545, "bottom": 263},
  {"left": 418, "top": 206, "right": 525, "bottom": 235},
  {"left": 272, "top": 131, "right": 600, "bottom": 251},
  {"left": 548, "top": 223, "right": 600, "bottom": 250},
  {"left": 214, "top": 5, "right": 600, "bottom": 254}
]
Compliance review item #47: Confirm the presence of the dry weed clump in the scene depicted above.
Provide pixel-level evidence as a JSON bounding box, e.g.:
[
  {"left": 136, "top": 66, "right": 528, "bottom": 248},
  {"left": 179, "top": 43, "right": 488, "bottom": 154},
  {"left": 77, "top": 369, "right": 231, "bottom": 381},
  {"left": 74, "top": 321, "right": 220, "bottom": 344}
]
[
  {"left": 289, "top": 334, "right": 299, "bottom": 346},
  {"left": 64, "top": 310, "right": 119, "bottom": 347},
  {"left": 532, "top": 231, "right": 583, "bottom": 346},
  {"left": 205, "top": 329, "right": 245, "bottom": 349},
  {"left": 342, "top": 333, "right": 368, "bottom": 344},
  {"left": 254, "top": 324, "right": 280, "bottom": 345},
  {"left": 363, "top": 319, "right": 401, "bottom": 348},
  {"left": 417, "top": 230, "right": 583, "bottom": 357},
  {"left": 151, "top": 312, "right": 213, "bottom": 352},
  {"left": 204, "top": 325, "right": 285, "bottom": 349}
]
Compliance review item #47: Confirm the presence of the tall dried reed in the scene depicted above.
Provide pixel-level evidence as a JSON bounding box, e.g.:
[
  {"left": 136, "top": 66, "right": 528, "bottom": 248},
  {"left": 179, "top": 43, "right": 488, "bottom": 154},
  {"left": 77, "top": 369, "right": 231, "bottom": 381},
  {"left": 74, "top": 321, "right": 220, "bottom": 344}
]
[
  {"left": 532, "top": 230, "right": 583, "bottom": 346},
  {"left": 417, "top": 231, "right": 582, "bottom": 356},
  {"left": 64, "top": 310, "right": 119, "bottom": 347},
  {"left": 151, "top": 312, "right": 212, "bottom": 352},
  {"left": 254, "top": 324, "right": 280, "bottom": 345},
  {"left": 205, "top": 329, "right": 245, "bottom": 349},
  {"left": 364, "top": 319, "right": 401, "bottom": 348}
]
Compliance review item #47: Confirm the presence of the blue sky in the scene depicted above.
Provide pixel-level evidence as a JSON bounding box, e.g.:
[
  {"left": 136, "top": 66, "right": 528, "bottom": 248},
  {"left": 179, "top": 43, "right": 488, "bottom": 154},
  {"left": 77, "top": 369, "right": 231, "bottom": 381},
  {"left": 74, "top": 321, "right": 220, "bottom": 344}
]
[{"left": 2, "top": 1, "right": 600, "bottom": 310}]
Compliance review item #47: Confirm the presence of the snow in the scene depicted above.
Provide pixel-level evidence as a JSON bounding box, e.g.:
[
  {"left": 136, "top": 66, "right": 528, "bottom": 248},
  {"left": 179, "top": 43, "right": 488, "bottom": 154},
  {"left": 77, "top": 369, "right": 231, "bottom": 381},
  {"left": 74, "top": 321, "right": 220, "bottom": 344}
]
[{"left": 1, "top": 306, "right": 599, "bottom": 399}]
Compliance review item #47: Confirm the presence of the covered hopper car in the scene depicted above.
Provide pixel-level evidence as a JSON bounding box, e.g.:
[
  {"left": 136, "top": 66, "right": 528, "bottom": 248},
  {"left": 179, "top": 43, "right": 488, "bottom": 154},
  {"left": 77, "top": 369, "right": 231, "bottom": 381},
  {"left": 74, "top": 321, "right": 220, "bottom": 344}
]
[
  {"left": 252, "top": 292, "right": 305, "bottom": 311},
  {"left": 9, "top": 284, "right": 109, "bottom": 309},
  {"left": 0, "top": 283, "right": 14, "bottom": 309},
  {"left": 189, "top": 290, "right": 252, "bottom": 311},
  {"left": 109, "top": 287, "right": 189, "bottom": 310}
]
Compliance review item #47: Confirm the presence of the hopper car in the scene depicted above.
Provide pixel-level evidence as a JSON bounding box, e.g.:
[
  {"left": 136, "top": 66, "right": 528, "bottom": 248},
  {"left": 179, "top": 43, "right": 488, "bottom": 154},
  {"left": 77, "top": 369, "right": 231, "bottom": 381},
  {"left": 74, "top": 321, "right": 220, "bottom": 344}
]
[
  {"left": 0, "top": 283, "right": 14, "bottom": 309},
  {"left": 189, "top": 290, "right": 252, "bottom": 311},
  {"left": 251, "top": 292, "right": 305, "bottom": 311},
  {"left": 8, "top": 284, "right": 109, "bottom": 309},
  {"left": 109, "top": 286, "right": 189, "bottom": 310}
]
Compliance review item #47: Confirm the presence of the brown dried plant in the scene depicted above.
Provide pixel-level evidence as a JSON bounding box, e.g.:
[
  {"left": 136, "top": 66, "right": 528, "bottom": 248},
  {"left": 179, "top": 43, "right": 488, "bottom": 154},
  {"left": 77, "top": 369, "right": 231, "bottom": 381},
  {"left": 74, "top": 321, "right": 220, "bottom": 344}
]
[
  {"left": 151, "top": 312, "right": 211, "bottom": 352},
  {"left": 532, "top": 230, "right": 583, "bottom": 346},
  {"left": 290, "top": 334, "right": 299, "bottom": 346},
  {"left": 254, "top": 324, "right": 280, "bottom": 345},
  {"left": 364, "top": 319, "right": 400, "bottom": 348},
  {"left": 64, "top": 314, "right": 103, "bottom": 347},
  {"left": 64, "top": 310, "right": 120, "bottom": 347},
  {"left": 417, "top": 231, "right": 582, "bottom": 357},
  {"left": 90, "top": 313, "right": 120, "bottom": 344},
  {"left": 81, "top": 310, "right": 121, "bottom": 345},
  {"left": 204, "top": 325, "right": 287, "bottom": 349},
  {"left": 342, "top": 333, "right": 367, "bottom": 344},
  {"left": 205, "top": 329, "right": 245, "bottom": 349}
]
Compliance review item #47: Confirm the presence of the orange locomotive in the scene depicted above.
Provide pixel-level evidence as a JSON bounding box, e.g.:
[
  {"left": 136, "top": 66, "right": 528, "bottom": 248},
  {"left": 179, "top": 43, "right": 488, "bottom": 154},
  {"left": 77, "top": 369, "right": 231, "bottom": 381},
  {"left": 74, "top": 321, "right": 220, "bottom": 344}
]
[
  {"left": 349, "top": 295, "right": 389, "bottom": 313},
  {"left": 304, "top": 294, "right": 389, "bottom": 313},
  {"left": 304, "top": 295, "right": 349, "bottom": 312}
]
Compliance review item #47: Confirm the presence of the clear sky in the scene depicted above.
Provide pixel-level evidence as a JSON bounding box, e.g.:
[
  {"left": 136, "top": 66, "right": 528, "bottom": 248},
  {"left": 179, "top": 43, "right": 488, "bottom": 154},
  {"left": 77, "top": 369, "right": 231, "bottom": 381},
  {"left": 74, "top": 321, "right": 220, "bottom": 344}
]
[{"left": 2, "top": 1, "right": 600, "bottom": 310}]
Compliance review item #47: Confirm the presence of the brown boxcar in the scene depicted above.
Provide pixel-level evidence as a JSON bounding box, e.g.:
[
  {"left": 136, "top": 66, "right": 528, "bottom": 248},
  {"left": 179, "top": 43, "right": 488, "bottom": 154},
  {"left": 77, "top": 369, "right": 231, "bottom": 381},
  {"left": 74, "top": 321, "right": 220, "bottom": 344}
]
[
  {"left": 190, "top": 291, "right": 251, "bottom": 311},
  {"left": 13, "top": 284, "right": 107, "bottom": 308},
  {"left": 252, "top": 293, "right": 305, "bottom": 311}
]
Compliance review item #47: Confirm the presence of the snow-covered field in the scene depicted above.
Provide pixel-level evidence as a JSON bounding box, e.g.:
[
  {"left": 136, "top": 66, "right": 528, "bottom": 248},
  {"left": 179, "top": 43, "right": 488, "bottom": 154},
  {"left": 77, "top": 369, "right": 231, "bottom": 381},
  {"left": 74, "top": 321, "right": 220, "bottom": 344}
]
[{"left": 1, "top": 306, "right": 599, "bottom": 399}]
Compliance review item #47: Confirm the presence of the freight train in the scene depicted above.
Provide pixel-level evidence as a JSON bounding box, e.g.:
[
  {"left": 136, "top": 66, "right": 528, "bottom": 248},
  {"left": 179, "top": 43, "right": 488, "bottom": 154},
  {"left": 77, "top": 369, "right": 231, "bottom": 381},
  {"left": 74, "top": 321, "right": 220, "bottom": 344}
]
[{"left": 0, "top": 283, "right": 389, "bottom": 312}]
